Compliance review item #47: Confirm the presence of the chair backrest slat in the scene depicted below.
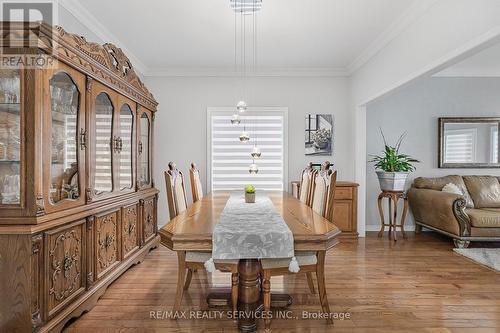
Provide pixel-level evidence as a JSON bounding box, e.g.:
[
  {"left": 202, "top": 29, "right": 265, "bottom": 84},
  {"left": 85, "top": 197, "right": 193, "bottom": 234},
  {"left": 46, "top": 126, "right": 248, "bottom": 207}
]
[
  {"left": 299, "top": 162, "right": 316, "bottom": 206},
  {"left": 164, "top": 162, "right": 188, "bottom": 220},
  {"left": 189, "top": 162, "right": 203, "bottom": 203}
]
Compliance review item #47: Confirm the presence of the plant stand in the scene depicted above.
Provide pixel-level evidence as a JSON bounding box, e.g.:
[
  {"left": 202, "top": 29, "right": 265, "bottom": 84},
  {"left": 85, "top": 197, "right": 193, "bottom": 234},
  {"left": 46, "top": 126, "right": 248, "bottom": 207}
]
[{"left": 377, "top": 191, "right": 408, "bottom": 241}]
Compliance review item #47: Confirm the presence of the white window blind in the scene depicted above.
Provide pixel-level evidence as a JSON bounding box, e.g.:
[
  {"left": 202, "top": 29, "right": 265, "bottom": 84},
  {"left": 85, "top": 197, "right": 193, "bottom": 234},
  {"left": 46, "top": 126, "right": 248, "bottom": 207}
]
[
  {"left": 491, "top": 127, "right": 498, "bottom": 163},
  {"left": 208, "top": 108, "right": 287, "bottom": 192},
  {"left": 444, "top": 129, "right": 476, "bottom": 163}
]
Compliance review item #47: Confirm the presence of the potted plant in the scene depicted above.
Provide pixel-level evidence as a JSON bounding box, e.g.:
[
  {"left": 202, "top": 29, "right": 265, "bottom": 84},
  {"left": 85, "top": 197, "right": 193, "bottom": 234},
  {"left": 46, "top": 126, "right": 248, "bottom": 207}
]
[
  {"left": 245, "top": 184, "right": 256, "bottom": 203},
  {"left": 370, "top": 131, "right": 419, "bottom": 192}
]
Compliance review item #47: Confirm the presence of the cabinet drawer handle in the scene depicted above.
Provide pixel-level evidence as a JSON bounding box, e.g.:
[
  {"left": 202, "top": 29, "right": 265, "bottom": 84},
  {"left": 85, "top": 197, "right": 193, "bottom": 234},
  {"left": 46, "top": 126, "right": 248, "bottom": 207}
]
[{"left": 79, "top": 128, "right": 87, "bottom": 150}]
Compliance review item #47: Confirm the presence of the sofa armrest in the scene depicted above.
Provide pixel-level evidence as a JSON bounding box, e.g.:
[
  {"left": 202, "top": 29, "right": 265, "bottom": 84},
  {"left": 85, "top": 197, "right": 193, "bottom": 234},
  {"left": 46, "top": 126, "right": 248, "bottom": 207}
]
[{"left": 407, "top": 188, "right": 470, "bottom": 237}]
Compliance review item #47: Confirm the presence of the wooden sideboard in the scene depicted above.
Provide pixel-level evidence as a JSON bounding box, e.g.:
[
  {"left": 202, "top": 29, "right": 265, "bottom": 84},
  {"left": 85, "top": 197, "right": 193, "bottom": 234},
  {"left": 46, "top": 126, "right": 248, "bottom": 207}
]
[
  {"left": 291, "top": 181, "right": 359, "bottom": 239},
  {"left": 0, "top": 22, "right": 159, "bottom": 332}
]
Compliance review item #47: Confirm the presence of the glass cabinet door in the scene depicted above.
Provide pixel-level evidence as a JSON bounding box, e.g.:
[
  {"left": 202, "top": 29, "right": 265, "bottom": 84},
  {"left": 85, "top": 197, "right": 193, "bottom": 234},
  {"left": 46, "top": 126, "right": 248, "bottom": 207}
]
[
  {"left": 118, "top": 103, "right": 134, "bottom": 191},
  {"left": 49, "top": 72, "right": 80, "bottom": 204},
  {"left": 43, "top": 64, "right": 86, "bottom": 213},
  {"left": 138, "top": 112, "right": 151, "bottom": 188},
  {"left": 0, "top": 69, "right": 21, "bottom": 205},
  {"left": 93, "top": 92, "right": 114, "bottom": 194}
]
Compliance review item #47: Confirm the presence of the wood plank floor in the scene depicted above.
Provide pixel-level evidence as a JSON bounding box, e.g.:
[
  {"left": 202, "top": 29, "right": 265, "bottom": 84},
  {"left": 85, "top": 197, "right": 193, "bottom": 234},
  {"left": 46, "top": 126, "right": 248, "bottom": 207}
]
[{"left": 64, "top": 232, "right": 500, "bottom": 333}]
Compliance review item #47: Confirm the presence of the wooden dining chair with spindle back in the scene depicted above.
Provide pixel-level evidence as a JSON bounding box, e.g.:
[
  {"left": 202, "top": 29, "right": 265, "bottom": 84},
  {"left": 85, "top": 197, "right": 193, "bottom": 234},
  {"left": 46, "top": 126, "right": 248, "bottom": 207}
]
[
  {"left": 299, "top": 162, "right": 316, "bottom": 206},
  {"left": 189, "top": 162, "right": 203, "bottom": 203},
  {"left": 260, "top": 161, "right": 337, "bottom": 329},
  {"left": 165, "top": 162, "right": 239, "bottom": 314}
]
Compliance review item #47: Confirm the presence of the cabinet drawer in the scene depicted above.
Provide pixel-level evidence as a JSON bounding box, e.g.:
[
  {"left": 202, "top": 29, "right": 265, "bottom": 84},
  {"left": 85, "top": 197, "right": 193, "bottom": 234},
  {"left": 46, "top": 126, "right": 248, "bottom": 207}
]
[
  {"left": 44, "top": 219, "right": 86, "bottom": 319},
  {"left": 334, "top": 188, "right": 352, "bottom": 200},
  {"left": 142, "top": 197, "right": 156, "bottom": 243},
  {"left": 95, "top": 209, "right": 121, "bottom": 280},
  {"left": 122, "top": 203, "right": 139, "bottom": 259}
]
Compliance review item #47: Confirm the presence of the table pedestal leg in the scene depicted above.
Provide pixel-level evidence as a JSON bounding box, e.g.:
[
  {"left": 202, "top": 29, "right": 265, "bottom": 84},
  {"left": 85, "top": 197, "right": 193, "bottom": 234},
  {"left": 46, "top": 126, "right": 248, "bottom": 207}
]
[{"left": 238, "top": 259, "right": 261, "bottom": 333}]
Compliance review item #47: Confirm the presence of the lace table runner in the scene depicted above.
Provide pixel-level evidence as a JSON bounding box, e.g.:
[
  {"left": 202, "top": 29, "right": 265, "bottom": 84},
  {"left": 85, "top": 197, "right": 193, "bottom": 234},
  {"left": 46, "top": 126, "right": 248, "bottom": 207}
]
[{"left": 212, "top": 193, "right": 295, "bottom": 260}]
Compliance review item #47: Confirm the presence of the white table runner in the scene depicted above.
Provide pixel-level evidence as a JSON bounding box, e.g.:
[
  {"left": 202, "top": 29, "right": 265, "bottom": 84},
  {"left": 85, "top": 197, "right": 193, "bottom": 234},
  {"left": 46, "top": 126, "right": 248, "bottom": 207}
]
[{"left": 205, "top": 193, "right": 299, "bottom": 272}]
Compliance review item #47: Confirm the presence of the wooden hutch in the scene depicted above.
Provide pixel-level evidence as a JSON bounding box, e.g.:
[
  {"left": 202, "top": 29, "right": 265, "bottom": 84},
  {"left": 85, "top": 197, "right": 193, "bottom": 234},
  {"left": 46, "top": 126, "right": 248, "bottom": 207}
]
[{"left": 0, "top": 22, "right": 159, "bottom": 332}]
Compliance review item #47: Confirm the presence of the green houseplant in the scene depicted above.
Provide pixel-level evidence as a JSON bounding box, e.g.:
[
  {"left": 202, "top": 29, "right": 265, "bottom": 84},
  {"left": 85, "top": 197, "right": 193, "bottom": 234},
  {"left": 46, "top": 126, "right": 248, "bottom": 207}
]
[
  {"left": 245, "top": 184, "right": 256, "bottom": 203},
  {"left": 370, "top": 131, "right": 419, "bottom": 191}
]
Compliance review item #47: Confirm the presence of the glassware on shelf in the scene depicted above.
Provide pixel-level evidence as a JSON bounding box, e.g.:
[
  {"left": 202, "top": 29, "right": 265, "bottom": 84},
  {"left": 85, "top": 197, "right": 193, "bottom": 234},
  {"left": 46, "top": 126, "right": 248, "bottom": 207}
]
[
  {"left": 0, "top": 70, "right": 20, "bottom": 104},
  {"left": 1, "top": 173, "right": 20, "bottom": 204}
]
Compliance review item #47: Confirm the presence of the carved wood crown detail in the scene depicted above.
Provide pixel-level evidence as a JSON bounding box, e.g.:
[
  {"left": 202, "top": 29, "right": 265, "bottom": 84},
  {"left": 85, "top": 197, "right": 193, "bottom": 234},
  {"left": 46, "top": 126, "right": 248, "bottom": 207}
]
[{"left": 0, "top": 22, "right": 158, "bottom": 110}]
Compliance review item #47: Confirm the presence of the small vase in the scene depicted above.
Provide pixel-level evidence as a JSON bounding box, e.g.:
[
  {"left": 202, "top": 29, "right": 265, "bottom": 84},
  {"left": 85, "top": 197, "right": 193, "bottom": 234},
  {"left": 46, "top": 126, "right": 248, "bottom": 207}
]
[{"left": 245, "top": 192, "right": 255, "bottom": 203}]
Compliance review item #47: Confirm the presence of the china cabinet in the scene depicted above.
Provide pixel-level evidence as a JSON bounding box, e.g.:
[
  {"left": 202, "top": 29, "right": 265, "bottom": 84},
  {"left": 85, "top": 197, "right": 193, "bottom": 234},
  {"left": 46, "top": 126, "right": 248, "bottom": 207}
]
[{"left": 0, "top": 22, "right": 159, "bottom": 333}]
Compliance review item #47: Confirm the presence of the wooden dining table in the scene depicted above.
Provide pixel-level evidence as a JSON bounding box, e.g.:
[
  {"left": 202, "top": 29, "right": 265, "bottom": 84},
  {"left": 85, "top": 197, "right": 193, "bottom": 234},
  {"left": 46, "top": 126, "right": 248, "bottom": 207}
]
[{"left": 159, "top": 191, "right": 341, "bottom": 332}]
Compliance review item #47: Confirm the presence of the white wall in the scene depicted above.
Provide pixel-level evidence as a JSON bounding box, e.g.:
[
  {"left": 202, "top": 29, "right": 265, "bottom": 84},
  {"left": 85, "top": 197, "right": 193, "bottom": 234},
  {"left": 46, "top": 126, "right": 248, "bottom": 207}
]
[
  {"left": 350, "top": 0, "right": 500, "bottom": 236},
  {"left": 365, "top": 77, "right": 500, "bottom": 230},
  {"left": 57, "top": 5, "right": 104, "bottom": 44},
  {"left": 146, "top": 76, "right": 350, "bottom": 225}
]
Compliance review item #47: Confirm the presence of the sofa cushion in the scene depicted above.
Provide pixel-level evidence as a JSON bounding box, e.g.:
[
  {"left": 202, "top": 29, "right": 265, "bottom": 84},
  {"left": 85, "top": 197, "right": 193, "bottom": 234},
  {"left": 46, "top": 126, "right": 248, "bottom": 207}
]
[
  {"left": 413, "top": 175, "right": 474, "bottom": 208},
  {"left": 463, "top": 176, "right": 500, "bottom": 208},
  {"left": 466, "top": 209, "right": 500, "bottom": 228}
]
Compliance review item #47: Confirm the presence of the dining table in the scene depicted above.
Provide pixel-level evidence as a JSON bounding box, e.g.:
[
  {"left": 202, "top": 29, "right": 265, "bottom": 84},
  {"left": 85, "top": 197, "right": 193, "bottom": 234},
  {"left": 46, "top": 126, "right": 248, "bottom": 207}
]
[{"left": 159, "top": 191, "right": 341, "bottom": 332}]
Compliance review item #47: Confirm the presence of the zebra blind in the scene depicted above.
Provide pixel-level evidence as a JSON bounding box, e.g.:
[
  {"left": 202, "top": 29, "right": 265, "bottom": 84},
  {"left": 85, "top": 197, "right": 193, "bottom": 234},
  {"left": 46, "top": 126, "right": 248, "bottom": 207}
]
[
  {"left": 210, "top": 110, "right": 286, "bottom": 192},
  {"left": 492, "top": 127, "right": 498, "bottom": 163},
  {"left": 444, "top": 129, "right": 476, "bottom": 163}
]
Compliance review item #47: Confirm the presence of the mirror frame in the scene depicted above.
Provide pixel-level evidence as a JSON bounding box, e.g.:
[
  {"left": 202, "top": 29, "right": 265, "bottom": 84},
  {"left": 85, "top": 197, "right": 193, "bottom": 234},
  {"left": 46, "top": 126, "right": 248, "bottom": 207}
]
[{"left": 438, "top": 117, "right": 500, "bottom": 168}]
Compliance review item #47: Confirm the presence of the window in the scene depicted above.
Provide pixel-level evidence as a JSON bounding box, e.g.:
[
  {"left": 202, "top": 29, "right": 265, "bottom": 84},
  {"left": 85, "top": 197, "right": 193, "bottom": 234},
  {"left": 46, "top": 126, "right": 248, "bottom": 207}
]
[
  {"left": 208, "top": 107, "right": 288, "bottom": 192},
  {"left": 443, "top": 128, "right": 476, "bottom": 163}
]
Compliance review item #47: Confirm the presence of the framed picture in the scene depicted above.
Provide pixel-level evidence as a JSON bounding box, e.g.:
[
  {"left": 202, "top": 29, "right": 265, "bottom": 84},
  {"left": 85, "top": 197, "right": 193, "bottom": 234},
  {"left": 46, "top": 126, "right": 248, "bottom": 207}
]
[{"left": 305, "top": 114, "right": 333, "bottom": 156}]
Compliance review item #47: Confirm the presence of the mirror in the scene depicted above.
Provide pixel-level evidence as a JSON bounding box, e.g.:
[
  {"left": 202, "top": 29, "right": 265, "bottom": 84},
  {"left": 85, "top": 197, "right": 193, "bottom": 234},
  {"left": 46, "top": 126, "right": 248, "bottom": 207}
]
[{"left": 439, "top": 117, "right": 500, "bottom": 168}]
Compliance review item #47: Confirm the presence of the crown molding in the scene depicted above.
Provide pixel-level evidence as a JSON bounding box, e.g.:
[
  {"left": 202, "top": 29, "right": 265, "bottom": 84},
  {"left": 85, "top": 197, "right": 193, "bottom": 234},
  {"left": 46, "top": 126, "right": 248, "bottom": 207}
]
[
  {"left": 58, "top": 0, "right": 147, "bottom": 75},
  {"left": 144, "top": 67, "right": 349, "bottom": 78},
  {"left": 347, "top": 0, "right": 440, "bottom": 75}
]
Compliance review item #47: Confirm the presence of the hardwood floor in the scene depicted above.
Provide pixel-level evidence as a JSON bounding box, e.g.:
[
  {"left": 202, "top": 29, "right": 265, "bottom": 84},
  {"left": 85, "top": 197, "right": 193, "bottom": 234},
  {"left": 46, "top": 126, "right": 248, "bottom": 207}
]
[{"left": 64, "top": 232, "right": 500, "bottom": 333}]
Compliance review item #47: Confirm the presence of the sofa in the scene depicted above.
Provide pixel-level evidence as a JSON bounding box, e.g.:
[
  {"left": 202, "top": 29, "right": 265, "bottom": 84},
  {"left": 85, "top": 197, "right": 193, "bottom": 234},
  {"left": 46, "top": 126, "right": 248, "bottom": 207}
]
[{"left": 408, "top": 175, "right": 500, "bottom": 248}]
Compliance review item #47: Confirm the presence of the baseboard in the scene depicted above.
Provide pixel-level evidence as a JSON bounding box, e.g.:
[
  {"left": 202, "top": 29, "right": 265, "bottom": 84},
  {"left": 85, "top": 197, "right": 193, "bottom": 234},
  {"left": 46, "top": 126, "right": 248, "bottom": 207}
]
[{"left": 365, "top": 224, "right": 416, "bottom": 232}]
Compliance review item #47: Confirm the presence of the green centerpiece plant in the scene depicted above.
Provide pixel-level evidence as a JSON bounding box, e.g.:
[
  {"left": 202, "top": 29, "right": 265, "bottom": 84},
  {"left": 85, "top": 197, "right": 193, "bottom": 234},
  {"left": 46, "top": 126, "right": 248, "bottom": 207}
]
[{"left": 245, "top": 184, "right": 256, "bottom": 203}]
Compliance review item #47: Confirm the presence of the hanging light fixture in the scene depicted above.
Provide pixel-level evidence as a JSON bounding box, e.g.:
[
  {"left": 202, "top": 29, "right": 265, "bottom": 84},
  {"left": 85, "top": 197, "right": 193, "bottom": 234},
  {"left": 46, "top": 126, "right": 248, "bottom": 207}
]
[
  {"left": 249, "top": 160, "right": 259, "bottom": 174},
  {"left": 251, "top": 120, "right": 261, "bottom": 158},
  {"left": 239, "top": 125, "right": 250, "bottom": 142},
  {"left": 236, "top": 100, "right": 247, "bottom": 113},
  {"left": 251, "top": 146, "right": 261, "bottom": 159},
  {"left": 231, "top": 113, "right": 241, "bottom": 125}
]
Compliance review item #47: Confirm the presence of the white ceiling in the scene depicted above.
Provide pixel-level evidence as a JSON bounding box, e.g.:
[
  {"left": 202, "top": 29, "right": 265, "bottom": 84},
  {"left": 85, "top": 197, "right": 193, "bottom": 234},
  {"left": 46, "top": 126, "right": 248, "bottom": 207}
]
[
  {"left": 63, "top": 0, "right": 426, "bottom": 76},
  {"left": 434, "top": 42, "right": 500, "bottom": 77}
]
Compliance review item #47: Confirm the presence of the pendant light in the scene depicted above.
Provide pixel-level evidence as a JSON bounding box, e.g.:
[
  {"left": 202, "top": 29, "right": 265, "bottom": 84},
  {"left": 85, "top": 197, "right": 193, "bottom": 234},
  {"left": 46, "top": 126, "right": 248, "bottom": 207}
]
[
  {"left": 251, "top": 121, "right": 261, "bottom": 158},
  {"left": 239, "top": 125, "right": 250, "bottom": 142},
  {"left": 249, "top": 160, "right": 259, "bottom": 174},
  {"left": 231, "top": 113, "right": 241, "bottom": 125}
]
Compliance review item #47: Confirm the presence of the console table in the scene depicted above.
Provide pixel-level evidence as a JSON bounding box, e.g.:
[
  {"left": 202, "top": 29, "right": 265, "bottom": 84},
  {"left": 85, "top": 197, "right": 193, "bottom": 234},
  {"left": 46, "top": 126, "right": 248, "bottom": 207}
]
[{"left": 291, "top": 181, "right": 358, "bottom": 239}]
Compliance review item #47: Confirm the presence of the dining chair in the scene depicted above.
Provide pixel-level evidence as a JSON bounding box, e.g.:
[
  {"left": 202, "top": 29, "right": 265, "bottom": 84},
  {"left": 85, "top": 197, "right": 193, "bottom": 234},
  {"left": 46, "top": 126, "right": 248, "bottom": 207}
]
[
  {"left": 260, "top": 165, "right": 338, "bottom": 329},
  {"left": 164, "top": 162, "right": 239, "bottom": 314},
  {"left": 189, "top": 162, "right": 203, "bottom": 203},
  {"left": 299, "top": 162, "right": 316, "bottom": 206}
]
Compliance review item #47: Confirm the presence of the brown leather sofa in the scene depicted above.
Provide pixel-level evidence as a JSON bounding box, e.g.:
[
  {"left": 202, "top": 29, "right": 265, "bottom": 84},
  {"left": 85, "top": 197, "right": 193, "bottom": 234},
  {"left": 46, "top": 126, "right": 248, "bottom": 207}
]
[{"left": 408, "top": 175, "right": 500, "bottom": 248}]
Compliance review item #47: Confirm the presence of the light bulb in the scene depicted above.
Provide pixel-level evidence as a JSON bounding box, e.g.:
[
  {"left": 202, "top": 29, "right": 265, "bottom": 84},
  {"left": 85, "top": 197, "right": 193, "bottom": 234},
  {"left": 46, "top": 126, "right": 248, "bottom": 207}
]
[
  {"left": 249, "top": 163, "right": 259, "bottom": 174},
  {"left": 251, "top": 146, "right": 261, "bottom": 159},
  {"left": 237, "top": 100, "right": 247, "bottom": 113},
  {"left": 239, "top": 131, "right": 250, "bottom": 142},
  {"left": 231, "top": 113, "right": 241, "bottom": 125}
]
